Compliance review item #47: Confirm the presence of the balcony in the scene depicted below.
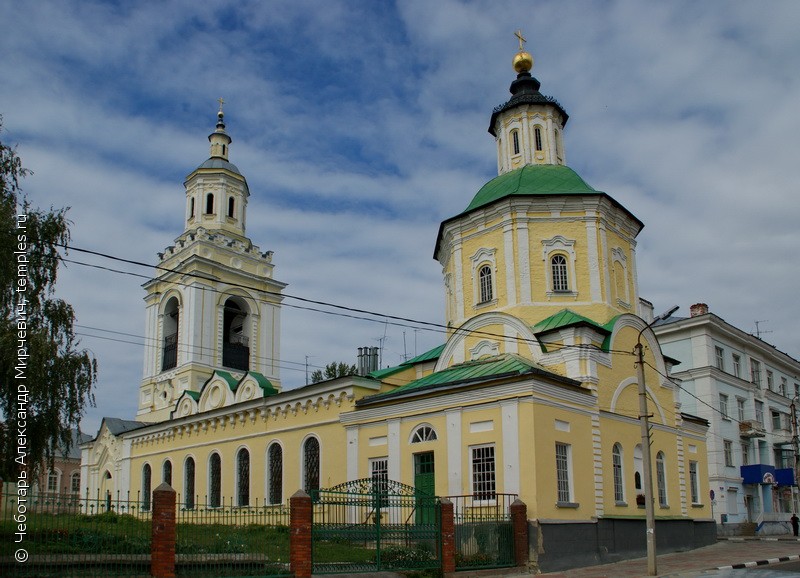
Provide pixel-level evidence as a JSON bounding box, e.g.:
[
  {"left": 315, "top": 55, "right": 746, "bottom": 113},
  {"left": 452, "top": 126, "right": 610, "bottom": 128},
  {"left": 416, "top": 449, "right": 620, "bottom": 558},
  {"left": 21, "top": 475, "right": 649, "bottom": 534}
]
[
  {"left": 223, "top": 334, "right": 249, "bottom": 371},
  {"left": 161, "top": 333, "right": 178, "bottom": 371},
  {"left": 739, "top": 419, "right": 766, "bottom": 438}
]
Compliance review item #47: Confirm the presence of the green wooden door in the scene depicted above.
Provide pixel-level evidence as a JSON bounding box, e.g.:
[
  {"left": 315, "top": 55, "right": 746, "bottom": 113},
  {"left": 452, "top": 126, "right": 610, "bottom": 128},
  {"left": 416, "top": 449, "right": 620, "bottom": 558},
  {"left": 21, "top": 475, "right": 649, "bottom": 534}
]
[{"left": 414, "top": 452, "right": 435, "bottom": 524}]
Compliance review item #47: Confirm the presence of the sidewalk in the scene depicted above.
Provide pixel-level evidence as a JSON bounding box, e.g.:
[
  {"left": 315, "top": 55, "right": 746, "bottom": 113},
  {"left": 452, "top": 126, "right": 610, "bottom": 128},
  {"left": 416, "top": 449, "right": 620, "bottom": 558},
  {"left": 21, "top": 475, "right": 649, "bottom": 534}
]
[{"left": 536, "top": 536, "right": 800, "bottom": 577}]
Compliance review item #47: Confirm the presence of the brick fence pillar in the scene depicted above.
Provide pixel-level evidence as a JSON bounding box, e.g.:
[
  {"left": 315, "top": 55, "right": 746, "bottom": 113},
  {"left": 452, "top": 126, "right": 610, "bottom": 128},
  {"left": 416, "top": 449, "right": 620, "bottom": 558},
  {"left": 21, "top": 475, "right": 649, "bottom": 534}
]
[
  {"left": 151, "top": 482, "right": 176, "bottom": 578},
  {"left": 440, "top": 498, "right": 456, "bottom": 573},
  {"left": 290, "top": 489, "right": 313, "bottom": 578},
  {"left": 510, "top": 498, "right": 529, "bottom": 567}
]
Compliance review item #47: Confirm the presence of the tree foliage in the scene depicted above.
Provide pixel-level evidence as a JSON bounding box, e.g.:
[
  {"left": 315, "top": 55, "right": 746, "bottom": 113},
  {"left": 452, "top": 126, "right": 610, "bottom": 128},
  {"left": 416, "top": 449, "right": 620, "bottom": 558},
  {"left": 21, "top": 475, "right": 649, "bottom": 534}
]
[
  {"left": 0, "top": 117, "right": 97, "bottom": 480},
  {"left": 311, "top": 361, "right": 357, "bottom": 384}
]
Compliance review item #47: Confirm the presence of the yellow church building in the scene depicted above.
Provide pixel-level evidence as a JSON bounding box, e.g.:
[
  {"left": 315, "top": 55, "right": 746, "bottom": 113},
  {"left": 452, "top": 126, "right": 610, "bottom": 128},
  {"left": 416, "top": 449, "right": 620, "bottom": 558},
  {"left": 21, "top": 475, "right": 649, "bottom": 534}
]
[{"left": 82, "top": 41, "right": 714, "bottom": 570}]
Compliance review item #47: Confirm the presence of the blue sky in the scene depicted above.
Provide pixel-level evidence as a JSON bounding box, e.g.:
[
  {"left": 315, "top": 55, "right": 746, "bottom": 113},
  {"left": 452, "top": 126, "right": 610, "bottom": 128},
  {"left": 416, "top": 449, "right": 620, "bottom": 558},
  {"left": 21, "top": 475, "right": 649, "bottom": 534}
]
[{"left": 2, "top": 0, "right": 799, "bottom": 433}]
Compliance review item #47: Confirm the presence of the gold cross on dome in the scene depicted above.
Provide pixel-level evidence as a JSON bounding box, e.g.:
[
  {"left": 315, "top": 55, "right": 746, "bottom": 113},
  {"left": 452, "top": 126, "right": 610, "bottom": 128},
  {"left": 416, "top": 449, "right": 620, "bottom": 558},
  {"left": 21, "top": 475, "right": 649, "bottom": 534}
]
[
  {"left": 514, "top": 29, "right": 527, "bottom": 51},
  {"left": 217, "top": 97, "right": 225, "bottom": 113}
]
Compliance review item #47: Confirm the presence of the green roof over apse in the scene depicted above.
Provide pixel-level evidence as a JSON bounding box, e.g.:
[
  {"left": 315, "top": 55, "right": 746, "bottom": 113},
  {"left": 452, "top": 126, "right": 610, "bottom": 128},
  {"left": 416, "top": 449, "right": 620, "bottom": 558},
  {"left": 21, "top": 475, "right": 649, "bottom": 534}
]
[
  {"left": 358, "top": 353, "right": 579, "bottom": 406},
  {"left": 368, "top": 344, "right": 445, "bottom": 380},
  {"left": 464, "top": 164, "right": 597, "bottom": 213},
  {"left": 533, "top": 309, "right": 613, "bottom": 353}
]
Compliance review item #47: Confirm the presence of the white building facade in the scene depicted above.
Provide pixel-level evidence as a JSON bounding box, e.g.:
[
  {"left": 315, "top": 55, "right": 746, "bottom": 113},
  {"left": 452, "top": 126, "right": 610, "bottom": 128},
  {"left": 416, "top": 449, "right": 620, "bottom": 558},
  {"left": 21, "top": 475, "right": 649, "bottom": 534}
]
[{"left": 655, "top": 303, "right": 800, "bottom": 535}]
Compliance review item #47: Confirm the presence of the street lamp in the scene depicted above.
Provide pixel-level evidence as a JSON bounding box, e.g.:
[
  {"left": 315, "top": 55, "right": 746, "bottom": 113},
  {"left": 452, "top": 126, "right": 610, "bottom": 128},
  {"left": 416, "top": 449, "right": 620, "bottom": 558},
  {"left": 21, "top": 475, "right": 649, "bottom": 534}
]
[{"left": 635, "top": 305, "right": 679, "bottom": 576}]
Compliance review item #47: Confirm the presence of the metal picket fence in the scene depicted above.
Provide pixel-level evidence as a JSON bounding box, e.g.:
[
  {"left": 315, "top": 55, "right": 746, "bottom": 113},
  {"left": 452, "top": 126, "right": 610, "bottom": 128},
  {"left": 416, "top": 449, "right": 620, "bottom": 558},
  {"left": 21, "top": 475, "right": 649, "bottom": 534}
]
[
  {"left": 446, "top": 492, "right": 517, "bottom": 570},
  {"left": 0, "top": 489, "right": 152, "bottom": 577},
  {"left": 175, "top": 495, "right": 291, "bottom": 577}
]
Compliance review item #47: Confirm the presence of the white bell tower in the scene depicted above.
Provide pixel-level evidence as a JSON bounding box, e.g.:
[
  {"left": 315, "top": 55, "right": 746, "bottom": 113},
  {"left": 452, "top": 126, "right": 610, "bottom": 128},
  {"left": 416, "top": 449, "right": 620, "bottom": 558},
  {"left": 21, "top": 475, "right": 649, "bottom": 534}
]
[{"left": 137, "top": 104, "right": 286, "bottom": 423}]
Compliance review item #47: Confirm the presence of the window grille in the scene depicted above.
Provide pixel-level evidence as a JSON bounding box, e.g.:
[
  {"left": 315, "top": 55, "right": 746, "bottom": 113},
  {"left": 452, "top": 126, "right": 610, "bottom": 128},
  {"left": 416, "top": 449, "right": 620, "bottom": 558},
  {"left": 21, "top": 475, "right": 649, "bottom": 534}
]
[
  {"left": 551, "top": 255, "right": 569, "bottom": 292},
  {"left": 163, "top": 460, "right": 172, "bottom": 485},
  {"left": 612, "top": 444, "right": 624, "bottom": 502},
  {"left": 209, "top": 453, "right": 221, "bottom": 507},
  {"left": 142, "top": 464, "right": 152, "bottom": 511},
  {"left": 237, "top": 448, "right": 250, "bottom": 506},
  {"left": 303, "top": 437, "right": 320, "bottom": 493},
  {"left": 411, "top": 426, "right": 437, "bottom": 443},
  {"left": 656, "top": 452, "right": 667, "bottom": 506},
  {"left": 471, "top": 445, "right": 496, "bottom": 501},
  {"left": 268, "top": 443, "right": 283, "bottom": 505},
  {"left": 479, "top": 265, "right": 493, "bottom": 303},
  {"left": 184, "top": 457, "right": 195, "bottom": 509},
  {"left": 555, "top": 442, "right": 571, "bottom": 503}
]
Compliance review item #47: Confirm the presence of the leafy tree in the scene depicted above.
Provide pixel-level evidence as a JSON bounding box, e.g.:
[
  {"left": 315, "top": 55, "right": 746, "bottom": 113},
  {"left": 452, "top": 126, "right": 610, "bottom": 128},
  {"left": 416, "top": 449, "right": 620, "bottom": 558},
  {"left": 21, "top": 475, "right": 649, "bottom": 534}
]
[
  {"left": 311, "top": 361, "right": 357, "bottom": 384},
  {"left": 0, "top": 117, "right": 97, "bottom": 480}
]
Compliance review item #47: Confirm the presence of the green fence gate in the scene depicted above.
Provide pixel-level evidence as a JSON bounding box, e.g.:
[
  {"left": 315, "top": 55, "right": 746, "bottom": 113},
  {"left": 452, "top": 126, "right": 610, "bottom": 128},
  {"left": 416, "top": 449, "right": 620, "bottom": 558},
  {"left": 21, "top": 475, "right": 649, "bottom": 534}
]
[
  {"left": 311, "top": 479, "right": 440, "bottom": 574},
  {"left": 448, "top": 493, "right": 517, "bottom": 571}
]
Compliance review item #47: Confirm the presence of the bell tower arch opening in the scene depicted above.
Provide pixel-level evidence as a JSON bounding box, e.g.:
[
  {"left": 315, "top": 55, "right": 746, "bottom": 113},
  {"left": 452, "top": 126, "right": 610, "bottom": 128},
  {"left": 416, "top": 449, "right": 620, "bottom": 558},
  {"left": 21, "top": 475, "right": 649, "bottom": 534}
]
[
  {"left": 222, "top": 296, "right": 250, "bottom": 371},
  {"left": 161, "top": 296, "right": 180, "bottom": 371}
]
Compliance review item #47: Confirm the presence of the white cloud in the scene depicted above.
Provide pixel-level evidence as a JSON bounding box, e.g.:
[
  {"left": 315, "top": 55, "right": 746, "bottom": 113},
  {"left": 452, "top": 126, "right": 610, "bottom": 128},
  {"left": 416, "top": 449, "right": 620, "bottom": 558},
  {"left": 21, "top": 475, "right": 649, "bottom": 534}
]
[{"left": 1, "top": 0, "right": 798, "bottom": 433}]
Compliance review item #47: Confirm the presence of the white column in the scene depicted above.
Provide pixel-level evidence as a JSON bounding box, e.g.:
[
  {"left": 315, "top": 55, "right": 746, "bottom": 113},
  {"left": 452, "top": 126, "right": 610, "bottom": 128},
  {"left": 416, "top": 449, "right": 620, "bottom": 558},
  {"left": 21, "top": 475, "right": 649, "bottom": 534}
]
[
  {"left": 388, "top": 419, "right": 401, "bottom": 482},
  {"left": 503, "top": 223, "right": 517, "bottom": 306},
  {"left": 346, "top": 426, "right": 359, "bottom": 482},
  {"left": 501, "top": 399, "right": 520, "bottom": 495},
  {"left": 446, "top": 409, "right": 463, "bottom": 495}
]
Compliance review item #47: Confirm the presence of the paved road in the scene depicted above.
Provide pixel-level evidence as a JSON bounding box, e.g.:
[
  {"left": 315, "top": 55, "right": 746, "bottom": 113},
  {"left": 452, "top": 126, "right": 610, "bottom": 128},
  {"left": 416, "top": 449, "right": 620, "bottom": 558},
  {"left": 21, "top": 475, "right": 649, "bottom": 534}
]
[{"left": 535, "top": 537, "right": 800, "bottom": 577}]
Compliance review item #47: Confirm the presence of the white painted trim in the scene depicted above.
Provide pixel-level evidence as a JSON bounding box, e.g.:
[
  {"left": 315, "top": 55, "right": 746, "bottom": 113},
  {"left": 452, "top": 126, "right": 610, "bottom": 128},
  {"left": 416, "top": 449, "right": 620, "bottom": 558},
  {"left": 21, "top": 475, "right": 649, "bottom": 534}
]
[
  {"left": 446, "top": 409, "right": 462, "bottom": 495},
  {"left": 501, "top": 399, "right": 520, "bottom": 495},
  {"left": 387, "top": 419, "right": 401, "bottom": 482},
  {"left": 503, "top": 224, "right": 517, "bottom": 306},
  {"left": 346, "top": 426, "right": 359, "bottom": 483}
]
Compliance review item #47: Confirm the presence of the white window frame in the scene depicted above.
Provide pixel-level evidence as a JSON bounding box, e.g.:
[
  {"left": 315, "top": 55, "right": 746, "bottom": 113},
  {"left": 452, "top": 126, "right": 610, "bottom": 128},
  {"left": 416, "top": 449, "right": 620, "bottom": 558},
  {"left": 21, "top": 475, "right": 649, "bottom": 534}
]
[
  {"left": 542, "top": 236, "right": 577, "bottom": 296},
  {"left": 47, "top": 469, "right": 61, "bottom": 493},
  {"left": 732, "top": 354, "right": 741, "bottom": 378},
  {"left": 470, "top": 444, "right": 497, "bottom": 504},
  {"left": 737, "top": 397, "right": 746, "bottom": 422},
  {"left": 410, "top": 425, "right": 437, "bottom": 444},
  {"left": 656, "top": 451, "right": 668, "bottom": 507},
  {"left": 469, "top": 248, "right": 497, "bottom": 307},
  {"left": 723, "top": 440, "right": 734, "bottom": 467},
  {"left": 715, "top": 346, "right": 725, "bottom": 371},
  {"left": 612, "top": 443, "right": 625, "bottom": 503},
  {"left": 751, "top": 359, "right": 762, "bottom": 387},
  {"left": 719, "top": 394, "right": 729, "bottom": 420},
  {"left": 689, "top": 461, "right": 699, "bottom": 504},
  {"left": 755, "top": 401, "right": 764, "bottom": 426},
  {"left": 555, "top": 442, "right": 574, "bottom": 505}
]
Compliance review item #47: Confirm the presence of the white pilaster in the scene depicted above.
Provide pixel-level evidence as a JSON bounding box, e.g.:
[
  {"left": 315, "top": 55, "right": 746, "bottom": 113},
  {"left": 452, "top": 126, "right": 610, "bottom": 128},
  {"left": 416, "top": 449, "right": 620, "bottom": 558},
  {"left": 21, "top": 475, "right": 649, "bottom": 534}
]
[
  {"left": 501, "top": 399, "right": 520, "bottom": 495},
  {"left": 446, "top": 409, "right": 463, "bottom": 495},
  {"left": 388, "top": 419, "right": 401, "bottom": 482},
  {"left": 346, "top": 426, "right": 359, "bottom": 482}
]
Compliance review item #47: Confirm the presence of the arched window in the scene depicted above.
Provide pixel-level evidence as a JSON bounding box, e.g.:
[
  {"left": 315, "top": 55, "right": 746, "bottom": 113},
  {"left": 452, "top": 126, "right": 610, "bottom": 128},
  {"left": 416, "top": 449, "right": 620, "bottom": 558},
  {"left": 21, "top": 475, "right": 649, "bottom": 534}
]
[
  {"left": 534, "top": 126, "right": 543, "bottom": 151},
  {"left": 303, "top": 437, "right": 320, "bottom": 494},
  {"left": 612, "top": 443, "right": 624, "bottom": 503},
  {"left": 205, "top": 193, "right": 214, "bottom": 214},
  {"left": 634, "top": 444, "right": 643, "bottom": 491},
  {"left": 163, "top": 460, "right": 172, "bottom": 486},
  {"left": 142, "top": 464, "right": 152, "bottom": 511},
  {"left": 479, "top": 265, "right": 493, "bottom": 303},
  {"left": 656, "top": 451, "right": 668, "bottom": 507},
  {"left": 162, "top": 296, "right": 179, "bottom": 371},
  {"left": 47, "top": 470, "right": 60, "bottom": 493},
  {"left": 268, "top": 443, "right": 283, "bottom": 505},
  {"left": 511, "top": 130, "right": 520, "bottom": 155},
  {"left": 551, "top": 255, "right": 569, "bottom": 292},
  {"left": 71, "top": 471, "right": 81, "bottom": 494},
  {"left": 236, "top": 448, "right": 250, "bottom": 507},
  {"left": 184, "top": 457, "right": 195, "bottom": 510},
  {"left": 227, "top": 197, "right": 235, "bottom": 218},
  {"left": 209, "top": 453, "right": 221, "bottom": 508},
  {"left": 189, "top": 197, "right": 195, "bottom": 218},
  {"left": 223, "top": 297, "right": 250, "bottom": 371},
  {"left": 411, "top": 425, "right": 437, "bottom": 443}
]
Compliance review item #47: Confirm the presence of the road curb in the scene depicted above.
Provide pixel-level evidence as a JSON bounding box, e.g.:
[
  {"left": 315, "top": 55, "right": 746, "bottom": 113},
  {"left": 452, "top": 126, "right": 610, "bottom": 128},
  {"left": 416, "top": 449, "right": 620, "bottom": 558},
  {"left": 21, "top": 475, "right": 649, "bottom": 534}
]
[{"left": 715, "top": 553, "right": 800, "bottom": 570}]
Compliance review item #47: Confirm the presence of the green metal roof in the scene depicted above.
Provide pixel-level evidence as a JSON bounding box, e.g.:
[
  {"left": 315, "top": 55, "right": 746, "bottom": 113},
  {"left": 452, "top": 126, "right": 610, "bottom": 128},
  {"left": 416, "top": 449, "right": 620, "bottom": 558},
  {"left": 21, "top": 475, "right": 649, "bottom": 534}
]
[
  {"left": 367, "top": 343, "right": 445, "bottom": 380},
  {"left": 403, "top": 344, "right": 445, "bottom": 365},
  {"left": 214, "top": 370, "right": 239, "bottom": 390},
  {"left": 533, "top": 309, "right": 609, "bottom": 334},
  {"left": 243, "top": 371, "right": 279, "bottom": 395},
  {"left": 464, "top": 164, "right": 597, "bottom": 213},
  {"left": 533, "top": 309, "right": 616, "bottom": 353},
  {"left": 359, "top": 353, "right": 576, "bottom": 405},
  {"left": 184, "top": 390, "right": 201, "bottom": 401}
]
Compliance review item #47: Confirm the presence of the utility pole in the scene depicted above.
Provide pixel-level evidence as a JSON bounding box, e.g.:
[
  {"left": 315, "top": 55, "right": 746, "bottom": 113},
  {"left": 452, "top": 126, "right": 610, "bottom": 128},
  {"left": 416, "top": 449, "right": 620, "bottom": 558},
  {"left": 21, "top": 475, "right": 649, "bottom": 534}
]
[{"left": 635, "top": 305, "right": 679, "bottom": 577}]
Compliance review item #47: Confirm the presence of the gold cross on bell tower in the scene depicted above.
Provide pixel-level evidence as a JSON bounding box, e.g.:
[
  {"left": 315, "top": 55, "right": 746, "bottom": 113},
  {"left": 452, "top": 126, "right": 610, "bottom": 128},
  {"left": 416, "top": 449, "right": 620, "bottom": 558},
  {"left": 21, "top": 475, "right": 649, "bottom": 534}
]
[
  {"left": 514, "top": 29, "right": 527, "bottom": 51},
  {"left": 217, "top": 97, "right": 225, "bottom": 113}
]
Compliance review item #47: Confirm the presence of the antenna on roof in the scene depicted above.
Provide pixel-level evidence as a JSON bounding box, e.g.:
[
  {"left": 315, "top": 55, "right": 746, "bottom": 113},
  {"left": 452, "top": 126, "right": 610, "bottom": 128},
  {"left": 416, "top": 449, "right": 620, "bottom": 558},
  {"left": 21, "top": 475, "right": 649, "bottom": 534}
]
[{"left": 754, "top": 320, "right": 773, "bottom": 340}]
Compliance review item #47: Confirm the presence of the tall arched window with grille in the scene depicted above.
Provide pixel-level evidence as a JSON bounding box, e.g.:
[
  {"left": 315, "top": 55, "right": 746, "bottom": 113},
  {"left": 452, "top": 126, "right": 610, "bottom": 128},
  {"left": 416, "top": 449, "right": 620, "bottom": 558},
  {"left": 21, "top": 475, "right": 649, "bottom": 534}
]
[
  {"left": 551, "top": 254, "right": 569, "bottom": 292},
  {"left": 209, "top": 453, "right": 221, "bottom": 507},
  {"left": 184, "top": 457, "right": 195, "bottom": 510},
  {"left": 479, "top": 265, "right": 493, "bottom": 303},
  {"left": 612, "top": 443, "right": 624, "bottom": 503},
  {"left": 268, "top": 443, "right": 283, "bottom": 505},
  {"left": 303, "top": 437, "right": 320, "bottom": 494},
  {"left": 162, "top": 460, "right": 172, "bottom": 486},
  {"left": 142, "top": 464, "right": 152, "bottom": 511},
  {"left": 656, "top": 451, "right": 668, "bottom": 507},
  {"left": 511, "top": 129, "right": 520, "bottom": 155},
  {"left": 236, "top": 448, "right": 250, "bottom": 506}
]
